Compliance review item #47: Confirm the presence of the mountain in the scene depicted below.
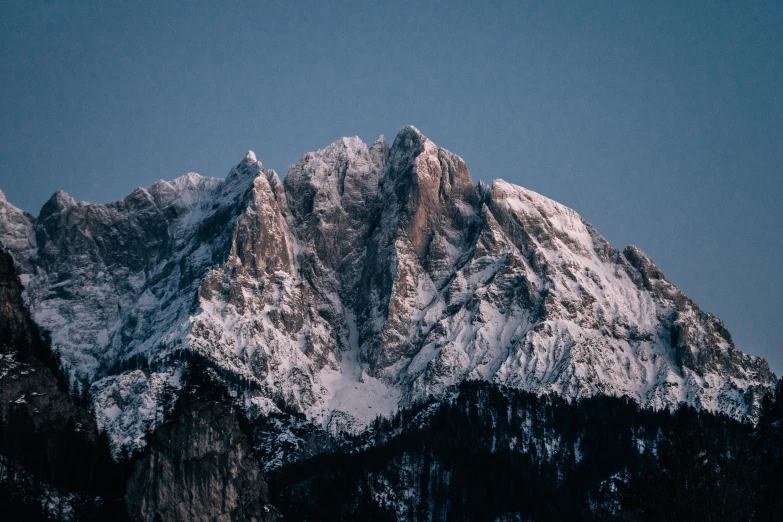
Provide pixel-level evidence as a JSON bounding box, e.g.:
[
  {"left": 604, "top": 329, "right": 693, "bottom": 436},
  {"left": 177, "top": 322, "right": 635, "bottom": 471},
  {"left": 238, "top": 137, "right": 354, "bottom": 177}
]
[{"left": 0, "top": 126, "right": 775, "bottom": 463}]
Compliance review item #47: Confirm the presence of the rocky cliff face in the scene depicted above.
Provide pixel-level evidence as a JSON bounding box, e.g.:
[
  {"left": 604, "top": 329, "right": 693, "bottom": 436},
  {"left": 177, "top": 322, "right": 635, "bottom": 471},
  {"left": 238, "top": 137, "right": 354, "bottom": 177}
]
[
  {"left": 0, "top": 126, "right": 775, "bottom": 460},
  {"left": 126, "top": 366, "right": 279, "bottom": 522}
]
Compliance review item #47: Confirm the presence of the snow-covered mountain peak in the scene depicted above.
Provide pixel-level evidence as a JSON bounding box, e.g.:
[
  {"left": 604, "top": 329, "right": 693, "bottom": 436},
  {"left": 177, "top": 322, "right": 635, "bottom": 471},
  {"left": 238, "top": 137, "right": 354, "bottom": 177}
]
[
  {"left": 168, "top": 171, "right": 213, "bottom": 187},
  {"left": 286, "top": 136, "right": 384, "bottom": 203},
  {"left": 40, "top": 190, "right": 76, "bottom": 216},
  {"left": 394, "top": 124, "right": 426, "bottom": 142},
  {"left": 227, "top": 150, "right": 264, "bottom": 182},
  {"left": 0, "top": 127, "right": 776, "bottom": 455},
  {"left": 384, "top": 126, "right": 473, "bottom": 200},
  {"left": 386, "top": 125, "right": 432, "bottom": 177},
  {"left": 372, "top": 134, "right": 388, "bottom": 149}
]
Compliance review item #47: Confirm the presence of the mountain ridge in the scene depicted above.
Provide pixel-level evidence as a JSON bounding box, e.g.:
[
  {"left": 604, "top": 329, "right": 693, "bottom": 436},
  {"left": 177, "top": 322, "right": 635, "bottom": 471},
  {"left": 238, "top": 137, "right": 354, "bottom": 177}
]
[{"left": 0, "top": 126, "right": 774, "bottom": 456}]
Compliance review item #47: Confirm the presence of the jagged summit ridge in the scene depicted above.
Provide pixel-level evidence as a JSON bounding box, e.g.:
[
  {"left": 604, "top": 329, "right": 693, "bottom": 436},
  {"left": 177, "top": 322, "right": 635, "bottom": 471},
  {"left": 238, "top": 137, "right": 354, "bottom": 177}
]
[{"left": 0, "top": 126, "right": 774, "bottom": 453}]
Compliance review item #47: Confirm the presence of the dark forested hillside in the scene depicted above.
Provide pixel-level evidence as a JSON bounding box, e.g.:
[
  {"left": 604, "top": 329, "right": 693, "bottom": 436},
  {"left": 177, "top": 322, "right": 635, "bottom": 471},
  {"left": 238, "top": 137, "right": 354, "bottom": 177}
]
[{"left": 269, "top": 380, "right": 783, "bottom": 522}]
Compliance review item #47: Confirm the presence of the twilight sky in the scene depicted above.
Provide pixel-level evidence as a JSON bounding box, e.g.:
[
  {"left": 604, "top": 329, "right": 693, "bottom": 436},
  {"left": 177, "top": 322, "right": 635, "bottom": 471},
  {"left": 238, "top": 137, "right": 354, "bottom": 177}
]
[{"left": 1, "top": 1, "right": 781, "bottom": 374}]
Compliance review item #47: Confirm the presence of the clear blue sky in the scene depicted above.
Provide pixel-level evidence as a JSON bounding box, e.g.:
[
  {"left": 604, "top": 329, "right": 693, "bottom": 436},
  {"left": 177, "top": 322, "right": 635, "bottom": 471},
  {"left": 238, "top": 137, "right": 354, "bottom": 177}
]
[{"left": 1, "top": 1, "right": 781, "bottom": 374}]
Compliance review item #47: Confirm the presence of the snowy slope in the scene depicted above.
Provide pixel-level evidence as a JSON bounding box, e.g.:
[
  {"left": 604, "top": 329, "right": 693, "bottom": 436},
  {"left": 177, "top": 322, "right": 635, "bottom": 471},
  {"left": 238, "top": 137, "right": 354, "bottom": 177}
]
[{"left": 0, "top": 127, "right": 774, "bottom": 452}]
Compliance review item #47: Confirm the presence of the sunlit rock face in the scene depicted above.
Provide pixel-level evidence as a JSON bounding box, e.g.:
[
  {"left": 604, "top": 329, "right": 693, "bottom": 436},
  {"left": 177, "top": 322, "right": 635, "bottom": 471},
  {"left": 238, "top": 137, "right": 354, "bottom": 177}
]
[{"left": 0, "top": 126, "right": 774, "bottom": 457}]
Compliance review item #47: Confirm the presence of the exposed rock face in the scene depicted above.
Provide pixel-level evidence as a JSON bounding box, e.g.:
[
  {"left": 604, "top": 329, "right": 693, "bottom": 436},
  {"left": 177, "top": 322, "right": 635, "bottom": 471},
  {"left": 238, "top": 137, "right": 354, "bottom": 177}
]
[
  {"left": 0, "top": 126, "right": 775, "bottom": 459},
  {"left": 126, "top": 367, "right": 280, "bottom": 522},
  {"left": 357, "top": 128, "right": 482, "bottom": 374}
]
